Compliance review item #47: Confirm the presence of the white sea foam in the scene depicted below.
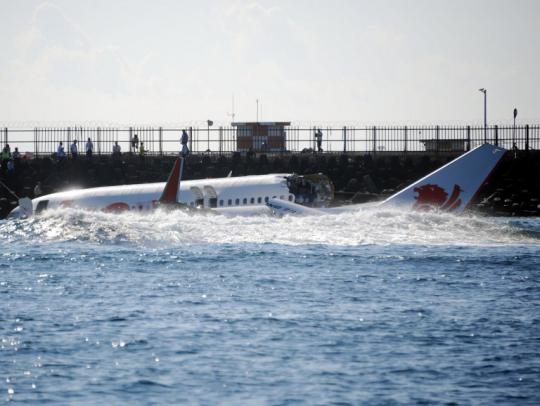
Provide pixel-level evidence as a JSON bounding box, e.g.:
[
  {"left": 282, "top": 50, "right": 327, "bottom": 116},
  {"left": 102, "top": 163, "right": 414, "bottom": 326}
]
[{"left": 1, "top": 207, "right": 538, "bottom": 247}]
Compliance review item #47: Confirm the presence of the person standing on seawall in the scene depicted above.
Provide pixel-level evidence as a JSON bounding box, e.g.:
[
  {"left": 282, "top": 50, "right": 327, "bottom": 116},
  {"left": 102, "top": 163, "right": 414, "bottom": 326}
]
[
  {"left": 6, "top": 159, "right": 15, "bottom": 174},
  {"left": 86, "top": 137, "right": 94, "bottom": 158},
  {"left": 1, "top": 144, "right": 12, "bottom": 169},
  {"left": 56, "top": 142, "right": 66, "bottom": 162},
  {"left": 180, "top": 129, "right": 190, "bottom": 157},
  {"left": 12, "top": 147, "right": 21, "bottom": 163},
  {"left": 70, "top": 140, "right": 79, "bottom": 159},
  {"left": 314, "top": 128, "right": 323, "bottom": 153},
  {"left": 112, "top": 141, "right": 121, "bottom": 158},
  {"left": 139, "top": 142, "right": 147, "bottom": 161},
  {"left": 131, "top": 133, "right": 139, "bottom": 154}
]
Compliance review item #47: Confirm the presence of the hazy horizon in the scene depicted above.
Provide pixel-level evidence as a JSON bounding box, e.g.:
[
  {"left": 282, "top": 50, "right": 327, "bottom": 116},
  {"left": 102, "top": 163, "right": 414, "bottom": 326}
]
[{"left": 1, "top": 0, "right": 539, "bottom": 126}]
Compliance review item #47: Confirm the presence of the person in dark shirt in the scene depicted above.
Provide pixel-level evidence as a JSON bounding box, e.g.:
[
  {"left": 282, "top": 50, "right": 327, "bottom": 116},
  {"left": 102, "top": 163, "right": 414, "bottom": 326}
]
[
  {"left": 315, "top": 129, "right": 323, "bottom": 152},
  {"left": 180, "top": 130, "right": 190, "bottom": 157}
]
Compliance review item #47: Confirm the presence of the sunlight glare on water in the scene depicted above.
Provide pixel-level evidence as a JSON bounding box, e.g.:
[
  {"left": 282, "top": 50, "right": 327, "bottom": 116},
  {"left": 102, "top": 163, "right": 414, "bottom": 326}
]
[{"left": 0, "top": 209, "right": 539, "bottom": 404}]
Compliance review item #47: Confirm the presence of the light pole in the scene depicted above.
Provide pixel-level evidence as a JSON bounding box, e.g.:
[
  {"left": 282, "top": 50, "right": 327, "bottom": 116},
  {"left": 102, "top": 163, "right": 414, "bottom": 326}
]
[
  {"left": 513, "top": 108, "right": 518, "bottom": 146},
  {"left": 207, "top": 119, "right": 213, "bottom": 152},
  {"left": 256, "top": 99, "right": 259, "bottom": 122},
  {"left": 479, "top": 88, "right": 487, "bottom": 143}
]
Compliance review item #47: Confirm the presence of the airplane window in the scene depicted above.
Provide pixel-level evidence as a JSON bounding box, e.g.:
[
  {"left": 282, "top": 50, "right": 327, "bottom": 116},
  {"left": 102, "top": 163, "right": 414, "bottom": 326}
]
[
  {"left": 250, "top": 197, "right": 254, "bottom": 204},
  {"left": 235, "top": 198, "right": 240, "bottom": 205},
  {"left": 264, "top": 197, "right": 269, "bottom": 203},
  {"left": 243, "top": 198, "right": 247, "bottom": 205},
  {"left": 257, "top": 197, "right": 262, "bottom": 204},
  {"left": 219, "top": 200, "right": 224, "bottom": 207},
  {"left": 272, "top": 196, "right": 276, "bottom": 199},
  {"left": 228, "top": 199, "right": 232, "bottom": 206},
  {"left": 289, "top": 195, "right": 294, "bottom": 201}
]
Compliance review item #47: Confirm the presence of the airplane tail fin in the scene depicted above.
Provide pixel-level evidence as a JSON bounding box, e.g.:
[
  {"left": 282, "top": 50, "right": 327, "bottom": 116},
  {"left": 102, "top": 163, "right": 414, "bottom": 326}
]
[
  {"left": 380, "top": 143, "right": 506, "bottom": 214},
  {"left": 159, "top": 157, "right": 184, "bottom": 204}
]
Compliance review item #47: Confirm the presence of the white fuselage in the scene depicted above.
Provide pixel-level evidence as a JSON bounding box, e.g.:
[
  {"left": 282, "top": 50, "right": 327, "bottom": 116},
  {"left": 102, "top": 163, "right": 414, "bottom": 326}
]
[{"left": 15, "top": 174, "right": 294, "bottom": 216}]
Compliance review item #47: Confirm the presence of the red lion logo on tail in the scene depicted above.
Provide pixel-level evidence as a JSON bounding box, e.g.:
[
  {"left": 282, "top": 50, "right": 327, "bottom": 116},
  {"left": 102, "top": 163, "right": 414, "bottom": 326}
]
[{"left": 413, "top": 184, "right": 462, "bottom": 212}]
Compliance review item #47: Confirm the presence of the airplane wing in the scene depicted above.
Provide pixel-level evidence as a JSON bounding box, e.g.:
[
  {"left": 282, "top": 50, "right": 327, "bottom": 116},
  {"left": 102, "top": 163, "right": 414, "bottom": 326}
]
[{"left": 266, "top": 198, "right": 324, "bottom": 216}]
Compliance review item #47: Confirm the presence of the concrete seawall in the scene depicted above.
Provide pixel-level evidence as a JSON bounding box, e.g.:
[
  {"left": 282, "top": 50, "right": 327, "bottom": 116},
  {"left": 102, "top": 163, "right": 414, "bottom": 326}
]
[{"left": 1, "top": 151, "right": 539, "bottom": 218}]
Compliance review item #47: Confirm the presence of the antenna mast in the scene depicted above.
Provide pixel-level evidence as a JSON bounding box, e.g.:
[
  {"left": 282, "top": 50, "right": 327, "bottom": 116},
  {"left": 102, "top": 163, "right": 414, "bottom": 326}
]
[{"left": 227, "top": 94, "right": 236, "bottom": 123}]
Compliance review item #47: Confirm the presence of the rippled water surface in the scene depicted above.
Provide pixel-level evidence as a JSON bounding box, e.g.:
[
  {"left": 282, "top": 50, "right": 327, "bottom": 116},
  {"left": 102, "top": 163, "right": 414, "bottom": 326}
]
[{"left": 1, "top": 209, "right": 539, "bottom": 404}]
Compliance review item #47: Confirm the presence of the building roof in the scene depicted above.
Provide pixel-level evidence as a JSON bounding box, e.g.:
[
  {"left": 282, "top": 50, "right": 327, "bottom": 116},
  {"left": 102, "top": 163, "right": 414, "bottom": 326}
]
[{"left": 231, "top": 122, "right": 291, "bottom": 127}]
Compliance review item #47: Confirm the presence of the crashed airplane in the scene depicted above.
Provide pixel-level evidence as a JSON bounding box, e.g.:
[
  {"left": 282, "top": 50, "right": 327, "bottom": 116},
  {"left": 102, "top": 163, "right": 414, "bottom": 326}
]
[{"left": 8, "top": 143, "right": 506, "bottom": 218}]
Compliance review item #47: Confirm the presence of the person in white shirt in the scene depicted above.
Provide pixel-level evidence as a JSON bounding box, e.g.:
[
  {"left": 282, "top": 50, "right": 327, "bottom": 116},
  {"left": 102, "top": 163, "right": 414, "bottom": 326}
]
[
  {"left": 86, "top": 137, "right": 94, "bottom": 158},
  {"left": 57, "top": 142, "right": 66, "bottom": 161},
  {"left": 70, "top": 140, "right": 78, "bottom": 159}
]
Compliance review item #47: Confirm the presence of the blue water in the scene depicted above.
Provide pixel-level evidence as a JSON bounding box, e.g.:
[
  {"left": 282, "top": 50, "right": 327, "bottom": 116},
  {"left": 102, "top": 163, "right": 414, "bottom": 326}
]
[{"left": 1, "top": 209, "right": 539, "bottom": 404}]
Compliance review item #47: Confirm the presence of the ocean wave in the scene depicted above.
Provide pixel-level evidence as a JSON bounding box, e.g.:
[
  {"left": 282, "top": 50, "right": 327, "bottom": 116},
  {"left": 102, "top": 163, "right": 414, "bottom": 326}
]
[{"left": 0, "top": 207, "right": 539, "bottom": 247}]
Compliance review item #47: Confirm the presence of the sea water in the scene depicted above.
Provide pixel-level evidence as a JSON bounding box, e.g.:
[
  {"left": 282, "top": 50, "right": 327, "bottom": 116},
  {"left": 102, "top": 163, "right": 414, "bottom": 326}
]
[{"left": 1, "top": 209, "right": 539, "bottom": 404}]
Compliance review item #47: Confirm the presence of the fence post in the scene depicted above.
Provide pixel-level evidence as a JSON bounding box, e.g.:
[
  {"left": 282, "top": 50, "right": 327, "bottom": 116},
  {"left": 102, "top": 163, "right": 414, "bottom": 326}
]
[
  {"left": 436, "top": 125, "right": 440, "bottom": 154},
  {"left": 404, "top": 126, "right": 408, "bottom": 154},
  {"left": 34, "top": 128, "right": 38, "bottom": 157},
  {"left": 494, "top": 125, "right": 498, "bottom": 146},
  {"left": 3, "top": 127, "right": 7, "bottom": 146},
  {"left": 525, "top": 124, "right": 530, "bottom": 151},
  {"left": 189, "top": 127, "right": 193, "bottom": 154},
  {"left": 372, "top": 126, "right": 377, "bottom": 155},
  {"left": 97, "top": 127, "right": 101, "bottom": 155},
  {"left": 219, "top": 126, "right": 223, "bottom": 155},
  {"left": 342, "top": 126, "right": 347, "bottom": 153},
  {"left": 129, "top": 127, "right": 133, "bottom": 155},
  {"left": 159, "top": 127, "right": 163, "bottom": 156},
  {"left": 466, "top": 125, "right": 471, "bottom": 151}
]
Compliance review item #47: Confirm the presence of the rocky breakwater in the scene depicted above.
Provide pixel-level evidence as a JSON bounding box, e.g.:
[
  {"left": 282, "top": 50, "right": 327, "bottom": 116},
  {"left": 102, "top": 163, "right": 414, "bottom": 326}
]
[{"left": 0, "top": 150, "right": 538, "bottom": 219}]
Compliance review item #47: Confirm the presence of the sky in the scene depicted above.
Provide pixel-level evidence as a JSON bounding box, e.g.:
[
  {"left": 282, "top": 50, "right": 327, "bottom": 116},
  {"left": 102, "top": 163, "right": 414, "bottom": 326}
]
[{"left": 0, "top": 0, "right": 538, "bottom": 127}]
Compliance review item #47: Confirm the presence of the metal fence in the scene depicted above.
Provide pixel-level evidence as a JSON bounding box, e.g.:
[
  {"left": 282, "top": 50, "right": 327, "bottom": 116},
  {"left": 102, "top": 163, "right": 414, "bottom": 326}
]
[{"left": 2, "top": 125, "right": 539, "bottom": 157}]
